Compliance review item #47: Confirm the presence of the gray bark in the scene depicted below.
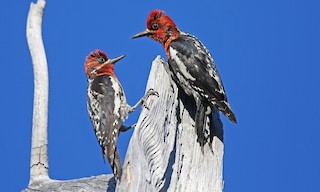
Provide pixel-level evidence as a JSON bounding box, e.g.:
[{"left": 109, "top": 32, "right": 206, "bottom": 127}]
[
  {"left": 26, "top": 0, "right": 49, "bottom": 185},
  {"left": 23, "top": 54, "right": 224, "bottom": 192},
  {"left": 23, "top": 174, "right": 115, "bottom": 192},
  {"left": 116, "top": 56, "right": 224, "bottom": 192},
  {"left": 25, "top": 1, "right": 116, "bottom": 191},
  {"left": 25, "top": 0, "right": 224, "bottom": 190}
]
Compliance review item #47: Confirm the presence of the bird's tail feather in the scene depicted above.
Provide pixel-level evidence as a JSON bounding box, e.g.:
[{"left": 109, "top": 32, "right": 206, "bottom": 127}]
[
  {"left": 195, "top": 101, "right": 211, "bottom": 148},
  {"left": 109, "top": 147, "right": 123, "bottom": 182},
  {"left": 221, "top": 103, "right": 237, "bottom": 123},
  {"left": 215, "top": 100, "right": 237, "bottom": 123},
  {"left": 225, "top": 110, "right": 237, "bottom": 123}
]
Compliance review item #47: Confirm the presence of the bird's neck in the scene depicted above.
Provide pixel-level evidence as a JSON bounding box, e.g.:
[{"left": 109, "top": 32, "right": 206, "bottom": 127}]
[
  {"left": 96, "top": 66, "right": 116, "bottom": 78},
  {"left": 164, "top": 31, "right": 181, "bottom": 59},
  {"left": 97, "top": 72, "right": 116, "bottom": 77},
  {"left": 164, "top": 30, "right": 180, "bottom": 54}
]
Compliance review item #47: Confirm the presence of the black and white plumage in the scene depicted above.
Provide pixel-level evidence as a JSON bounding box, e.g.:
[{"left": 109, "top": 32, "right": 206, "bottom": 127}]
[
  {"left": 168, "top": 32, "right": 236, "bottom": 123},
  {"left": 167, "top": 32, "right": 237, "bottom": 146},
  {"left": 87, "top": 75, "right": 129, "bottom": 181},
  {"left": 132, "top": 10, "right": 237, "bottom": 147},
  {"left": 85, "top": 49, "right": 158, "bottom": 182}
]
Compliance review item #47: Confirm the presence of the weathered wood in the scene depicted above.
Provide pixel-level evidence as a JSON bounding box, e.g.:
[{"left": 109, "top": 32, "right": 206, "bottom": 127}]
[
  {"left": 25, "top": 1, "right": 224, "bottom": 189},
  {"left": 22, "top": 174, "right": 115, "bottom": 192},
  {"left": 25, "top": 1, "right": 117, "bottom": 191},
  {"left": 116, "top": 56, "right": 224, "bottom": 192},
  {"left": 23, "top": 55, "right": 224, "bottom": 191},
  {"left": 26, "top": 0, "right": 50, "bottom": 185}
]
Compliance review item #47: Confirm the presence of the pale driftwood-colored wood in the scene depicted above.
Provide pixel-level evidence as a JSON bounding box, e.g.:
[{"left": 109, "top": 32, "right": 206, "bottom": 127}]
[
  {"left": 23, "top": 53, "right": 224, "bottom": 191},
  {"left": 25, "top": 1, "right": 224, "bottom": 189},
  {"left": 22, "top": 174, "right": 115, "bottom": 192},
  {"left": 116, "top": 56, "right": 224, "bottom": 192},
  {"left": 26, "top": 0, "right": 50, "bottom": 185},
  {"left": 25, "top": 1, "right": 117, "bottom": 191}
]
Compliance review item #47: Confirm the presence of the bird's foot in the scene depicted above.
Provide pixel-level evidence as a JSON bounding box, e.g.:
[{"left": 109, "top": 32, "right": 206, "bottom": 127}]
[
  {"left": 120, "top": 125, "right": 132, "bottom": 132},
  {"left": 141, "top": 88, "right": 159, "bottom": 109}
]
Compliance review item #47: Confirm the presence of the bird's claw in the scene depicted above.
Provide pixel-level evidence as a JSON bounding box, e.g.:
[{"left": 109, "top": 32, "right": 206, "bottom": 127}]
[
  {"left": 120, "top": 125, "right": 131, "bottom": 132},
  {"left": 141, "top": 88, "right": 159, "bottom": 110},
  {"left": 159, "top": 57, "right": 167, "bottom": 64},
  {"left": 146, "top": 88, "right": 159, "bottom": 97}
]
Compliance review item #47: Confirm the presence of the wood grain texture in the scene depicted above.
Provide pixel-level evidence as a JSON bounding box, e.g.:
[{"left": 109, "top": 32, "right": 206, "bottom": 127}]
[
  {"left": 23, "top": 174, "right": 115, "bottom": 192},
  {"left": 23, "top": 53, "right": 224, "bottom": 191},
  {"left": 116, "top": 56, "right": 224, "bottom": 192},
  {"left": 26, "top": 0, "right": 50, "bottom": 185}
]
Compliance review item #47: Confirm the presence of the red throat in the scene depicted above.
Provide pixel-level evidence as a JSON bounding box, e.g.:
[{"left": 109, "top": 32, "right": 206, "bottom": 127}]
[
  {"left": 96, "top": 65, "right": 116, "bottom": 78},
  {"left": 86, "top": 63, "right": 116, "bottom": 79}
]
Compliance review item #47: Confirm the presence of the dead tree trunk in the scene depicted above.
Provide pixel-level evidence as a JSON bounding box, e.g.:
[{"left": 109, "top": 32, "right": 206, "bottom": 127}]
[
  {"left": 25, "top": 1, "right": 224, "bottom": 191},
  {"left": 116, "top": 56, "right": 224, "bottom": 192},
  {"left": 24, "top": 1, "right": 113, "bottom": 191},
  {"left": 26, "top": 0, "right": 49, "bottom": 186}
]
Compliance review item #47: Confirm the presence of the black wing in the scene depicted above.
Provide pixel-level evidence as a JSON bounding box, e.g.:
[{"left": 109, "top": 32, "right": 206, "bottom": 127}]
[
  {"left": 169, "top": 32, "right": 236, "bottom": 123},
  {"left": 87, "top": 75, "right": 123, "bottom": 163}
]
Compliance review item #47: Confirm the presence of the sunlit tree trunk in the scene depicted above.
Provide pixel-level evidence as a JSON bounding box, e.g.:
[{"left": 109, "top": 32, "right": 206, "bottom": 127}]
[
  {"left": 116, "top": 56, "right": 224, "bottom": 192},
  {"left": 25, "top": 1, "right": 114, "bottom": 191},
  {"left": 24, "top": 1, "right": 224, "bottom": 190},
  {"left": 26, "top": 0, "right": 49, "bottom": 186}
]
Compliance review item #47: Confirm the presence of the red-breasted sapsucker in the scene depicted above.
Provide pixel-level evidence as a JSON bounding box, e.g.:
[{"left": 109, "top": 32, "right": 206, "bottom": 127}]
[
  {"left": 84, "top": 49, "right": 157, "bottom": 181},
  {"left": 132, "top": 10, "right": 236, "bottom": 146}
]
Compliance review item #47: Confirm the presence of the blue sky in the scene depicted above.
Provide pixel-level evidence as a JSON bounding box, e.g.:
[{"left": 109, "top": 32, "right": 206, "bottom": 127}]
[{"left": 1, "top": 0, "right": 319, "bottom": 191}]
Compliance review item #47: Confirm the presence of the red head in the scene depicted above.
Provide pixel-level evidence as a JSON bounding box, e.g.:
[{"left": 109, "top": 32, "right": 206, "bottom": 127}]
[
  {"left": 132, "top": 10, "right": 180, "bottom": 49},
  {"left": 84, "top": 49, "right": 125, "bottom": 79}
]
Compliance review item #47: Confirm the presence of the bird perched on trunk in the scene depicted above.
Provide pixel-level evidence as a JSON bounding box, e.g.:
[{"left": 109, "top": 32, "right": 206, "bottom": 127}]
[
  {"left": 132, "top": 10, "right": 236, "bottom": 146},
  {"left": 84, "top": 49, "right": 157, "bottom": 181}
]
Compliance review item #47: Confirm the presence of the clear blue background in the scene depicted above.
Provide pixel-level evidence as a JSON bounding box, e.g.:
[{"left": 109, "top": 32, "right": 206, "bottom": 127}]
[{"left": 1, "top": 0, "right": 319, "bottom": 191}]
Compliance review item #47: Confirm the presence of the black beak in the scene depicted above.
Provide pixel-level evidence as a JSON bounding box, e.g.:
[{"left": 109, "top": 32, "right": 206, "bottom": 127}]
[
  {"left": 90, "top": 54, "right": 126, "bottom": 75},
  {"left": 131, "top": 29, "right": 153, "bottom": 39},
  {"left": 103, "top": 54, "right": 126, "bottom": 65}
]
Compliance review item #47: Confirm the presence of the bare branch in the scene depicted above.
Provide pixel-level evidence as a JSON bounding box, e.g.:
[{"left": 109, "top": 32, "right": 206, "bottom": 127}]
[
  {"left": 26, "top": 0, "right": 49, "bottom": 185},
  {"left": 22, "top": 174, "right": 115, "bottom": 192},
  {"left": 25, "top": 1, "right": 224, "bottom": 189}
]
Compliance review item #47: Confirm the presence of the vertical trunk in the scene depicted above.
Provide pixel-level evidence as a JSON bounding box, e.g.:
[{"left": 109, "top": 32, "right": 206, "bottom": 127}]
[
  {"left": 26, "top": 0, "right": 49, "bottom": 186},
  {"left": 25, "top": 2, "right": 224, "bottom": 189},
  {"left": 116, "top": 56, "right": 224, "bottom": 192}
]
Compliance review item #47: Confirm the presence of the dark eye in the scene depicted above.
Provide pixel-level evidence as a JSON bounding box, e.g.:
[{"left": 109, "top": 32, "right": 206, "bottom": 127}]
[
  {"left": 97, "top": 57, "right": 105, "bottom": 63},
  {"left": 151, "top": 23, "right": 159, "bottom": 30}
]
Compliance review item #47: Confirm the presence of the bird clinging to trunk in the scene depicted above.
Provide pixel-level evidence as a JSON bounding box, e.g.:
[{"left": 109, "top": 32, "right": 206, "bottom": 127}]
[{"left": 84, "top": 49, "right": 158, "bottom": 181}]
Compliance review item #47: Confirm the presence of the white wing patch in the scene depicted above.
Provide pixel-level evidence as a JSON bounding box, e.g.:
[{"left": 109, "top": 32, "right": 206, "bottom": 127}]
[
  {"left": 110, "top": 77, "right": 122, "bottom": 119},
  {"left": 169, "top": 47, "right": 196, "bottom": 81},
  {"left": 110, "top": 77, "right": 128, "bottom": 122},
  {"left": 180, "top": 32, "right": 224, "bottom": 92}
]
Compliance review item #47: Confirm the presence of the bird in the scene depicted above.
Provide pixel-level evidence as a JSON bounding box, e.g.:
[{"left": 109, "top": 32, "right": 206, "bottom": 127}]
[
  {"left": 132, "top": 10, "right": 236, "bottom": 146},
  {"left": 84, "top": 49, "right": 158, "bottom": 181}
]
